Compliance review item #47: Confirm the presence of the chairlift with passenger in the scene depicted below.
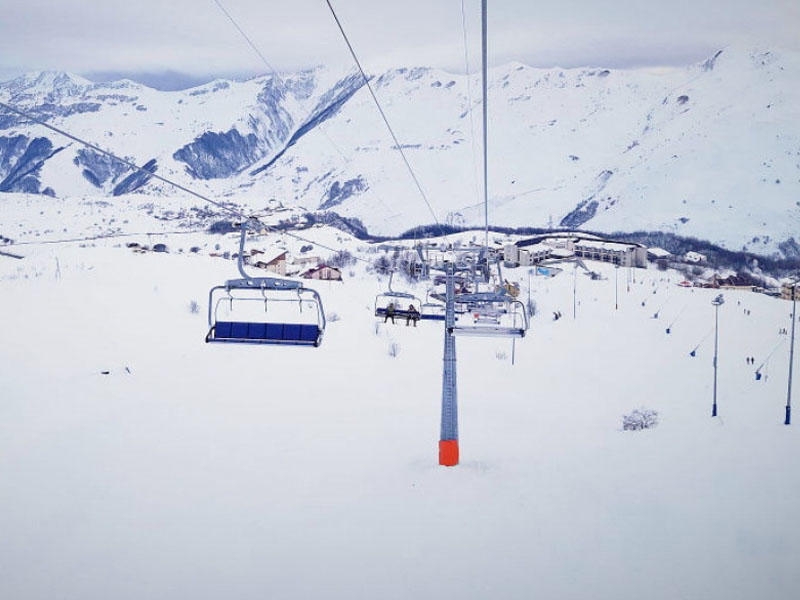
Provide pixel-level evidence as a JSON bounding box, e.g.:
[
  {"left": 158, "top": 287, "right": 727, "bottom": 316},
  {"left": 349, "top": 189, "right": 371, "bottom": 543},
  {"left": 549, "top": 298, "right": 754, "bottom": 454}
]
[{"left": 374, "top": 271, "right": 423, "bottom": 322}]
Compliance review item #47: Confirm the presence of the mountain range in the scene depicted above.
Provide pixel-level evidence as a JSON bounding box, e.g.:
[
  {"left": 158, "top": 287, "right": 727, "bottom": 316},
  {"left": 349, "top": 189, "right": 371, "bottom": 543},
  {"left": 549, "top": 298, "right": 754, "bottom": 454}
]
[{"left": 0, "top": 45, "right": 798, "bottom": 258}]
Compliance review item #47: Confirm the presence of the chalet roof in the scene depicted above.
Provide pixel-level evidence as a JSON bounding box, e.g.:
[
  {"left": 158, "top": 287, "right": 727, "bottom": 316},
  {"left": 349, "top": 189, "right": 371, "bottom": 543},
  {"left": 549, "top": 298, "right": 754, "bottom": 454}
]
[
  {"left": 647, "top": 247, "right": 672, "bottom": 258},
  {"left": 574, "top": 239, "right": 635, "bottom": 251},
  {"left": 549, "top": 248, "right": 574, "bottom": 258},
  {"left": 257, "top": 249, "right": 287, "bottom": 265},
  {"left": 305, "top": 264, "right": 340, "bottom": 274}
]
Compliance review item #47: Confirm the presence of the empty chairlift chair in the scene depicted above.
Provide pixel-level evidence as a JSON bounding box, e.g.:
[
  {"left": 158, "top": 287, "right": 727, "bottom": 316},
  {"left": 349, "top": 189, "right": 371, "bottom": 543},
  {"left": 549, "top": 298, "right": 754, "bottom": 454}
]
[
  {"left": 206, "top": 277, "right": 326, "bottom": 346},
  {"left": 448, "top": 290, "right": 528, "bottom": 338},
  {"left": 205, "top": 219, "right": 326, "bottom": 347},
  {"left": 419, "top": 294, "right": 447, "bottom": 321}
]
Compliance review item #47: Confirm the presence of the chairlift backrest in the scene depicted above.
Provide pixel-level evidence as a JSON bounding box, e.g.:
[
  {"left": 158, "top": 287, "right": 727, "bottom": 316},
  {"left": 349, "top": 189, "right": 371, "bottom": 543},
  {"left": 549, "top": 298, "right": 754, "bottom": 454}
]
[
  {"left": 448, "top": 290, "right": 529, "bottom": 338},
  {"left": 375, "top": 290, "right": 422, "bottom": 320},
  {"left": 374, "top": 270, "right": 424, "bottom": 320}
]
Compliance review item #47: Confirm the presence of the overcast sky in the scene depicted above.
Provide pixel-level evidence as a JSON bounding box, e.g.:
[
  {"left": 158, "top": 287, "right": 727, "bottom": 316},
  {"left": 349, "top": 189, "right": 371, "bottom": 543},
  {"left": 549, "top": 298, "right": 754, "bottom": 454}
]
[{"left": 1, "top": 0, "right": 797, "bottom": 89}]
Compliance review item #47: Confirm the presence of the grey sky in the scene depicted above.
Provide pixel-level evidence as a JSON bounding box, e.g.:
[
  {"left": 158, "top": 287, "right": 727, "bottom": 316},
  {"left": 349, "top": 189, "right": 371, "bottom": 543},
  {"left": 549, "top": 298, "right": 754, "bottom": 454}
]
[{"left": 1, "top": 0, "right": 797, "bottom": 88}]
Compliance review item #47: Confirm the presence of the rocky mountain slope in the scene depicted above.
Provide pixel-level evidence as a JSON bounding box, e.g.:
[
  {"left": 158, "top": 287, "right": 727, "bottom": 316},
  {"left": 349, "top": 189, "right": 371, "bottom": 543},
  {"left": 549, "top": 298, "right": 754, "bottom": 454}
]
[{"left": 0, "top": 46, "right": 798, "bottom": 258}]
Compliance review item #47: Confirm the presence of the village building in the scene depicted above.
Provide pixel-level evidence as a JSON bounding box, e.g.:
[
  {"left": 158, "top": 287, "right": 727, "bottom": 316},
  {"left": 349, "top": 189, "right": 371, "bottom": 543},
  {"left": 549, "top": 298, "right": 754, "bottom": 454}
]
[
  {"left": 684, "top": 251, "right": 707, "bottom": 264},
  {"left": 504, "top": 233, "right": 647, "bottom": 268},
  {"left": 301, "top": 264, "right": 342, "bottom": 281},
  {"left": 710, "top": 273, "right": 762, "bottom": 291},
  {"left": 294, "top": 255, "right": 323, "bottom": 267},
  {"left": 252, "top": 250, "right": 287, "bottom": 275},
  {"left": 503, "top": 242, "right": 553, "bottom": 267},
  {"left": 781, "top": 281, "right": 799, "bottom": 301},
  {"left": 647, "top": 247, "right": 672, "bottom": 270},
  {"left": 572, "top": 239, "right": 647, "bottom": 267}
]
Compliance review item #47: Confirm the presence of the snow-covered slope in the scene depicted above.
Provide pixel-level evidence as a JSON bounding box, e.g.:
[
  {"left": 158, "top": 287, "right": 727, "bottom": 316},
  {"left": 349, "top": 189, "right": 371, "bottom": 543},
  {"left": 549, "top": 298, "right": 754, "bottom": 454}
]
[
  {"left": 1, "top": 237, "right": 799, "bottom": 599},
  {"left": 1, "top": 46, "right": 799, "bottom": 257}
]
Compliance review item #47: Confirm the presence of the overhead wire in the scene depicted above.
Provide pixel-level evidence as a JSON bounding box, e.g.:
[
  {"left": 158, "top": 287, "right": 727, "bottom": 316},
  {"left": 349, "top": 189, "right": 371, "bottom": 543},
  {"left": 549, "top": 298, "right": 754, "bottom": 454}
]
[
  {"left": 459, "top": 0, "right": 482, "bottom": 214},
  {"left": 324, "top": 0, "right": 441, "bottom": 228},
  {"left": 3, "top": 227, "right": 210, "bottom": 248},
  {"left": 0, "top": 100, "right": 241, "bottom": 220},
  {"left": 1, "top": 1, "right": 469, "bottom": 264},
  {"left": 212, "top": 0, "right": 281, "bottom": 76},
  {"left": 210, "top": 0, "right": 401, "bottom": 222},
  {"left": 756, "top": 336, "right": 787, "bottom": 374},
  {"left": 480, "top": 0, "right": 489, "bottom": 251},
  {"left": 0, "top": 100, "right": 373, "bottom": 264}
]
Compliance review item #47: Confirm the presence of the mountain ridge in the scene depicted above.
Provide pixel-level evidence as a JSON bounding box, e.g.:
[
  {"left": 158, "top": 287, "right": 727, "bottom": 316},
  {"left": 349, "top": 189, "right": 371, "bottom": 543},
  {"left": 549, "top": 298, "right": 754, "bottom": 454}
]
[{"left": 0, "top": 46, "right": 798, "bottom": 258}]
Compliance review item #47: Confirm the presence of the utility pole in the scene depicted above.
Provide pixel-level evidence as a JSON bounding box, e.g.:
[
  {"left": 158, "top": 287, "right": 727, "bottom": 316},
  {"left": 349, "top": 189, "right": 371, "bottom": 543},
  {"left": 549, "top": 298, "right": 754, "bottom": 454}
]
[
  {"left": 786, "top": 281, "right": 796, "bottom": 425},
  {"left": 711, "top": 294, "right": 724, "bottom": 417},
  {"left": 573, "top": 262, "right": 577, "bottom": 319}
]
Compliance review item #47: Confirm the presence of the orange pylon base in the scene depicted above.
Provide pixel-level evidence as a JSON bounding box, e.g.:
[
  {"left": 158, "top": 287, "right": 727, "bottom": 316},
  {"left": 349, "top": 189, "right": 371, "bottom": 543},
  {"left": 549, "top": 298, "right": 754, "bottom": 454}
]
[{"left": 439, "top": 439, "right": 459, "bottom": 466}]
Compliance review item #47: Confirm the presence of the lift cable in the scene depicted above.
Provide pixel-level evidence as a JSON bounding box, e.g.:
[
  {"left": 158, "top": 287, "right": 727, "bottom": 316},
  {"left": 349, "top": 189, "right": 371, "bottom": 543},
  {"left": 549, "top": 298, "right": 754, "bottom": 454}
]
[
  {"left": 460, "top": 0, "right": 482, "bottom": 212},
  {"left": 0, "top": 100, "right": 240, "bottom": 220},
  {"left": 0, "top": 100, "right": 372, "bottom": 264},
  {"left": 212, "top": 0, "right": 281, "bottom": 77},
  {"left": 324, "top": 0, "right": 440, "bottom": 228},
  {"left": 480, "top": 0, "right": 489, "bottom": 252},
  {"left": 211, "top": 0, "right": 402, "bottom": 222},
  {"left": 4, "top": 227, "right": 210, "bottom": 248}
]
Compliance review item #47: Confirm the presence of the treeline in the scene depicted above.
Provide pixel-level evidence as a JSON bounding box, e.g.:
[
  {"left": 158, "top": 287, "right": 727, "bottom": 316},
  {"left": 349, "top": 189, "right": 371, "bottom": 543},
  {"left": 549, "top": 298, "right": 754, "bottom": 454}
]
[
  {"left": 392, "top": 222, "right": 800, "bottom": 277},
  {"left": 207, "top": 212, "right": 800, "bottom": 279},
  {"left": 608, "top": 230, "right": 800, "bottom": 276}
]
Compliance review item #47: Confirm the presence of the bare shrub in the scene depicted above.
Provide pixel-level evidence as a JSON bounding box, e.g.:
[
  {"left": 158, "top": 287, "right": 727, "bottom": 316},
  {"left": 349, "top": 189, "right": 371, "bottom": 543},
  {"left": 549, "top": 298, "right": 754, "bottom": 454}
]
[{"left": 622, "top": 408, "right": 659, "bottom": 431}]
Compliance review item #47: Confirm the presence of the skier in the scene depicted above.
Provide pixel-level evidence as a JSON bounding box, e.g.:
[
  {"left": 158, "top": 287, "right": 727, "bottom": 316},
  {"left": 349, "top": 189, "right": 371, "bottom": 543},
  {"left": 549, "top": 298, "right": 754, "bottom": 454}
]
[
  {"left": 406, "top": 304, "right": 420, "bottom": 327},
  {"left": 384, "top": 302, "right": 396, "bottom": 324}
]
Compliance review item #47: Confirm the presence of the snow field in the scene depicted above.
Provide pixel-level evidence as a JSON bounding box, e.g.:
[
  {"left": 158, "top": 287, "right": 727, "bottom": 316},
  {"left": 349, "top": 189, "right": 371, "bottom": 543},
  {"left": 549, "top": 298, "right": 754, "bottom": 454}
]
[{"left": 1, "top": 241, "right": 799, "bottom": 599}]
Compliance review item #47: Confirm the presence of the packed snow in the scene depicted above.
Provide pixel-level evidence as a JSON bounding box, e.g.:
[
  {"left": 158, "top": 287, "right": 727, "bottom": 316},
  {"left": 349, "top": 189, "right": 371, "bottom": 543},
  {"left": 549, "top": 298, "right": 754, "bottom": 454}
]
[{"left": 1, "top": 230, "right": 798, "bottom": 599}]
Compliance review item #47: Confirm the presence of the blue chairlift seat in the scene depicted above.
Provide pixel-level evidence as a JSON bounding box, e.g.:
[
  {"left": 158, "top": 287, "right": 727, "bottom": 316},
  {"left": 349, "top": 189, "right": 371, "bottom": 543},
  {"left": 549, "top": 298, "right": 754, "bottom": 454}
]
[
  {"left": 419, "top": 312, "right": 446, "bottom": 321},
  {"left": 207, "top": 320, "right": 322, "bottom": 346},
  {"left": 376, "top": 306, "right": 418, "bottom": 320}
]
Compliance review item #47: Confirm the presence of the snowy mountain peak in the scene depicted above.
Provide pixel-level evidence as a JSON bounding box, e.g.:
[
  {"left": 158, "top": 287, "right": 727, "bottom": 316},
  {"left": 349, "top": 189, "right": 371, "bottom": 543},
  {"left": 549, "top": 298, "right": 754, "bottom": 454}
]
[
  {"left": 0, "top": 45, "right": 799, "bottom": 258},
  {"left": 5, "top": 70, "right": 93, "bottom": 102}
]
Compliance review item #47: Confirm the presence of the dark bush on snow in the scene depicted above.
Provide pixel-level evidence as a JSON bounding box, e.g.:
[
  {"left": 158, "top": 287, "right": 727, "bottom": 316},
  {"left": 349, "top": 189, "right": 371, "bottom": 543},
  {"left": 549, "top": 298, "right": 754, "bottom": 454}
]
[{"left": 622, "top": 408, "right": 659, "bottom": 431}]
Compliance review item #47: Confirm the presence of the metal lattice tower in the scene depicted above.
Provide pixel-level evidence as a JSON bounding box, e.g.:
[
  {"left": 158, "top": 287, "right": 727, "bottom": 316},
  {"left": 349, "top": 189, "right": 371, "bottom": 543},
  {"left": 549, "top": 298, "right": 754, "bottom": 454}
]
[{"left": 439, "top": 261, "right": 459, "bottom": 465}]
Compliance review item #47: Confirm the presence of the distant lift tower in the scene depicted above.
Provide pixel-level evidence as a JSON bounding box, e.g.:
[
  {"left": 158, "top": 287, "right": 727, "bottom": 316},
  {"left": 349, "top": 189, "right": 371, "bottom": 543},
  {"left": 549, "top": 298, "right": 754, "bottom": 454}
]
[{"left": 439, "top": 261, "right": 459, "bottom": 466}]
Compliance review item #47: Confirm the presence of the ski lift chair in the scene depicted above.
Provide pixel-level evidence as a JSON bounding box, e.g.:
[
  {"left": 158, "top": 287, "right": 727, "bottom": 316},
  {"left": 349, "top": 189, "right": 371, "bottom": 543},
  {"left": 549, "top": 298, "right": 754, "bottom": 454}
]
[
  {"left": 374, "top": 271, "right": 423, "bottom": 322},
  {"left": 374, "top": 291, "right": 422, "bottom": 322},
  {"left": 205, "top": 218, "right": 326, "bottom": 347},
  {"left": 206, "top": 277, "right": 326, "bottom": 346},
  {"left": 420, "top": 299, "right": 446, "bottom": 321},
  {"left": 447, "top": 291, "right": 529, "bottom": 338}
]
